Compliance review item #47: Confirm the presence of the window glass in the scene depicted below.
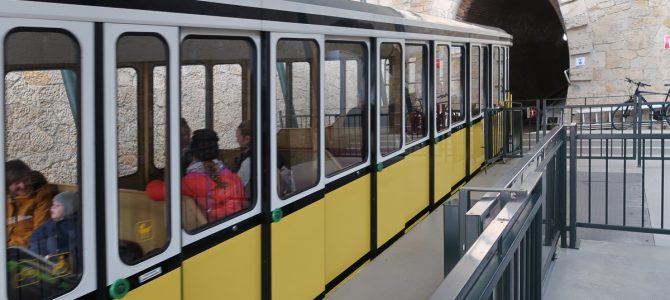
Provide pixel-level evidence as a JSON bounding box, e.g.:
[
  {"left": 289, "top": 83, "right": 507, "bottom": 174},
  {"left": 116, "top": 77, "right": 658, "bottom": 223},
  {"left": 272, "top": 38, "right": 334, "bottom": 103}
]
[
  {"left": 405, "top": 44, "right": 427, "bottom": 143},
  {"left": 436, "top": 45, "right": 450, "bottom": 133},
  {"left": 492, "top": 47, "right": 501, "bottom": 107},
  {"left": 180, "top": 37, "right": 254, "bottom": 233},
  {"left": 481, "top": 47, "right": 489, "bottom": 110},
  {"left": 5, "top": 30, "right": 82, "bottom": 299},
  {"left": 117, "top": 67, "right": 138, "bottom": 176},
  {"left": 116, "top": 34, "right": 169, "bottom": 264},
  {"left": 471, "top": 46, "right": 481, "bottom": 116},
  {"left": 153, "top": 66, "right": 167, "bottom": 169},
  {"left": 379, "top": 43, "right": 402, "bottom": 155},
  {"left": 275, "top": 39, "right": 319, "bottom": 198},
  {"left": 324, "top": 41, "right": 367, "bottom": 176},
  {"left": 450, "top": 45, "right": 465, "bottom": 124}
]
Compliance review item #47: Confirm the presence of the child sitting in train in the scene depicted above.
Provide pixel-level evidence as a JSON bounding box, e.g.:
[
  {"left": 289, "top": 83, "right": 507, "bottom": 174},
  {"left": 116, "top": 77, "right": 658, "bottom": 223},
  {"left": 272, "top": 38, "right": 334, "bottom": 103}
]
[
  {"left": 6, "top": 160, "right": 55, "bottom": 247},
  {"left": 28, "top": 191, "right": 79, "bottom": 259}
]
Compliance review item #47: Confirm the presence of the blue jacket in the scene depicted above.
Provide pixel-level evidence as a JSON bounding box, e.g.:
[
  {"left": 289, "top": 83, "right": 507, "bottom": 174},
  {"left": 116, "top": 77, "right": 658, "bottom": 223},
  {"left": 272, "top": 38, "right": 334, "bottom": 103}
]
[{"left": 28, "top": 216, "right": 77, "bottom": 256}]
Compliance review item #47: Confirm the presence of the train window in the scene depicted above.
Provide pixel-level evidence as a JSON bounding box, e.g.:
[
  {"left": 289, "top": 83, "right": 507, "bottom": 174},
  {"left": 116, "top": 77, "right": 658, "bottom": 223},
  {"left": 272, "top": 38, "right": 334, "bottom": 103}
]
[
  {"left": 435, "top": 45, "right": 450, "bottom": 133},
  {"left": 275, "top": 39, "right": 319, "bottom": 198},
  {"left": 471, "top": 46, "right": 481, "bottom": 117},
  {"left": 492, "top": 47, "right": 501, "bottom": 107},
  {"left": 153, "top": 66, "right": 167, "bottom": 169},
  {"left": 117, "top": 67, "right": 139, "bottom": 176},
  {"left": 116, "top": 34, "right": 169, "bottom": 265},
  {"left": 5, "top": 30, "right": 82, "bottom": 299},
  {"left": 450, "top": 45, "right": 465, "bottom": 124},
  {"left": 379, "top": 43, "right": 402, "bottom": 155},
  {"left": 481, "top": 47, "right": 489, "bottom": 109},
  {"left": 324, "top": 41, "right": 368, "bottom": 176},
  {"left": 180, "top": 37, "right": 255, "bottom": 232},
  {"left": 405, "top": 44, "right": 427, "bottom": 143},
  {"left": 180, "top": 65, "right": 206, "bottom": 133}
]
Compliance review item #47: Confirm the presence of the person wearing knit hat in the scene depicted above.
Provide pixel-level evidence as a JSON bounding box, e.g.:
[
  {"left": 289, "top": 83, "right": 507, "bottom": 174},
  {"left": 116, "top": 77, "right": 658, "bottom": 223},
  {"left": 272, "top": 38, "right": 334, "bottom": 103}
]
[{"left": 29, "top": 191, "right": 79, "bottom": 258}]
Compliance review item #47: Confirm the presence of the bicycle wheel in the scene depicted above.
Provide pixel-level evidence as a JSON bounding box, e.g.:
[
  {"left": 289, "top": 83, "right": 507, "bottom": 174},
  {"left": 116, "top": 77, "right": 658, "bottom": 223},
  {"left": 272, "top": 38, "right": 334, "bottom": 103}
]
[{"left": 612, "top": 104, "right": 634, "bottom": 130}]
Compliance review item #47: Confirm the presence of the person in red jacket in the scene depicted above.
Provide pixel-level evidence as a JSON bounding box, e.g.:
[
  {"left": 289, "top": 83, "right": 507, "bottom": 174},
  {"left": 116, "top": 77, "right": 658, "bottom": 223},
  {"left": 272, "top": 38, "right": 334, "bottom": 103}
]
[{"left": 181, "top": 128, "right": 248, "bottom": 222}]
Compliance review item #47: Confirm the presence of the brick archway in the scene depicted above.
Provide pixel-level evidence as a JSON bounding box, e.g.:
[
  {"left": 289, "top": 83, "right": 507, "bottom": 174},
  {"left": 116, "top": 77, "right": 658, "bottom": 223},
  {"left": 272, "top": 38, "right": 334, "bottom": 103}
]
[{"left": 458, "top": 0, "right": 570, "bottom": 101}]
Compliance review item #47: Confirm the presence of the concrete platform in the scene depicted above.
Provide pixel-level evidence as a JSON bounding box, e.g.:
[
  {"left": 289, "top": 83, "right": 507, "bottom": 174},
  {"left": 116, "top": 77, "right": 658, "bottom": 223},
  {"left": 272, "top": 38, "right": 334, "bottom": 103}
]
[{"left": 544, "top": 239, "right": 670, "bottom": 300}]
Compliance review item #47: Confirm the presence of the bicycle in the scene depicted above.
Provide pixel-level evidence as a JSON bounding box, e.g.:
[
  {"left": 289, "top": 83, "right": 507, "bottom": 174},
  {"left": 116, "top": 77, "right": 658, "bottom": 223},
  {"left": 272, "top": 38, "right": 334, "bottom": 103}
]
[{"left": 611, "top": 78, "right": 670, "bottom": 130}]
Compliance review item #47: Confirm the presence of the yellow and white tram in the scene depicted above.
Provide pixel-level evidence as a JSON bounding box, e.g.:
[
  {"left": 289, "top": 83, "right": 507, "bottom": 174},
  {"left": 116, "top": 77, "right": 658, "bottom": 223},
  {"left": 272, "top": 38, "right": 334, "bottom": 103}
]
[{"left": 0, "top": 0, "right": 511, "bottom": 299}]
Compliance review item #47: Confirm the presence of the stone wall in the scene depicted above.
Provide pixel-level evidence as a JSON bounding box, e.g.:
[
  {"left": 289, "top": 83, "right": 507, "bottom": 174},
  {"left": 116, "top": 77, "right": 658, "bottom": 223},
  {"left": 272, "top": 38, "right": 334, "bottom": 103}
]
[{"left": 560, "top": 0, "right": 670, "bottom": 102}]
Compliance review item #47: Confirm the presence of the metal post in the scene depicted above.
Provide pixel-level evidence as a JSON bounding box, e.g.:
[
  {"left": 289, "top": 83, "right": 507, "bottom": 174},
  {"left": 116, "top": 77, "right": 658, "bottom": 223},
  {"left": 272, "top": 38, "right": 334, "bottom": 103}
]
[
  {"left": 637, "top": 95, "right": 642, "bottom": 167},
  {"left": 559, "top": 128, "right": 568, "bottom": 248},
  {"left": 542, "top": 99, "right": 548, "bottom": 137},
  {"left": 535, "top": 99, "right": 542, "bottom": 145},
  {"left": 503, "top": 106, "right": 509, "bottom": 156},
  {"left": 569, "top": 124, "right": 578, "bottom": 248}
]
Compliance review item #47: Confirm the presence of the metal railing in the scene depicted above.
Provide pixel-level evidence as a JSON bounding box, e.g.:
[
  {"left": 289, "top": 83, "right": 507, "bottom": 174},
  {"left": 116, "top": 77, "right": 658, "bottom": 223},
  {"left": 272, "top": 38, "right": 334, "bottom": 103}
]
[
  {"left": 484, "top": 106, "right": 525, "bottom": 163},
  {"left": 435, "top": 126, "right": 567, "bottom": 300}
]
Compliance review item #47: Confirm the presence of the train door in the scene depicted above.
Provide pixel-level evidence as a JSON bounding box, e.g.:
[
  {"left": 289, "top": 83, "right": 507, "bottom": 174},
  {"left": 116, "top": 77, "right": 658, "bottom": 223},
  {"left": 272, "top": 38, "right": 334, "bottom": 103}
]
[
  {"left": 102, "top": 23, "right": 182, "bottom": 299},
  {"left": 402, "top": 41, "right": 430, "bottom": 222},
  {"left": 444, "top": 44, "right": 467, "bottom": 191},
  {"left": 269, "top": 32, "right": 325, "bottom": 300},
  {"left": 1, "top": 17, "right": 96, "bottom": 300},
  {"left": 374, "top": 38, "right": 406, "bottom": 249},
  {"left": 178, "top": 29, "right": 262, "bottom": 300},
  {"left": 322, "top": 38, "right": 371, "bottom": 290},
  {"left": 469, "top": 44, "right": 488, "bottom": 174},
  {"left": 433, "top": 42, "right": 456, "bottom": 201}
]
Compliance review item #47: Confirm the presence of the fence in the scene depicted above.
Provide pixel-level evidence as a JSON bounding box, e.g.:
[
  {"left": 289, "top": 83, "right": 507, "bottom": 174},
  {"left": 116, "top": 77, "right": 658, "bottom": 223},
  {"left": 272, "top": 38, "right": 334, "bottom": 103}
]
[{"left": 434, "top": 126, "right": 567, "bottom": 300}]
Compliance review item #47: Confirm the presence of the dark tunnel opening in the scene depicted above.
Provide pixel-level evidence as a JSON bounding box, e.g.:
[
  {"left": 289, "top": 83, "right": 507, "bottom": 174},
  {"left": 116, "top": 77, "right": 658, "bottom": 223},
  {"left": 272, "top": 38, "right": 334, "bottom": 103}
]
[{"left": 458, "top": 0, "right": 570, "bottom": 102}]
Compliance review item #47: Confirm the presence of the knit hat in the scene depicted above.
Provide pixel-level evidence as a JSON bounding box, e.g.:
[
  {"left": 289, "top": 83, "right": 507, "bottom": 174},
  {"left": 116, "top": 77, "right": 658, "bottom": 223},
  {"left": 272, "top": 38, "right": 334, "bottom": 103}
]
[
  {"left": 189, "top": 129, "right": 219, "bottom": 161},
  {"left": 53, "top": 191, "right": 78, "bottom": 218}
]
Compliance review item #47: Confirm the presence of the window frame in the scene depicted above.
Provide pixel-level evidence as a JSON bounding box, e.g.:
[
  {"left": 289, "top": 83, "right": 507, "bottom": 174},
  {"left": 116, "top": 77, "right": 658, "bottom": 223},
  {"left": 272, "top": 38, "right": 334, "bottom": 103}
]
[
  {"left": 103, "top": 23, "right": 181, "bottom": 285},
  {"left": 470, "top": 44, "right": 483, "bottom": 121},
  {"left": 323, "top": 37, "right": 371, "bottom": 183},
  {"left": 376, "top": 38, "right": 405, "bottom": 163},
  {"left": 0, "top": 19, "right": 97, "bottom": 299},
  {"left": 269, "top": 33, "right": 325, "bottom": 211},
  {"left": 434, "top": 41, "right": 451, "bottom": 138},
  {"left": 449, "top": 43, "right": 467, "bottom": 129},
  {"left": 179, "top": 29, "right": 261, "bottom": 245},
  {"left": 403, "top": 41, "right": 430, "bottom": 149}
]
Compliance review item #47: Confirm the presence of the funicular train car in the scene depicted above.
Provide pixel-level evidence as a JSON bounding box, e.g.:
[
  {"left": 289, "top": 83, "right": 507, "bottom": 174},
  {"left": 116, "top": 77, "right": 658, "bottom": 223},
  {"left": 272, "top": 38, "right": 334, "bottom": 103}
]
[{"left": 0, "top": 0, "right": 510, "bottom": 299}]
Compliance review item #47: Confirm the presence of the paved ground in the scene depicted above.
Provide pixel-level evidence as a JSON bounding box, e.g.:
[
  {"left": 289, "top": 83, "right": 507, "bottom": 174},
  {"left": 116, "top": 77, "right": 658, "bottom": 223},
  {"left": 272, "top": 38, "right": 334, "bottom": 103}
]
[
  {"left": 544, "top": 240, "right": 670, "bottom": 300},
  {"left": 328, "top": 132, "right": 670, "bottom": 299}
]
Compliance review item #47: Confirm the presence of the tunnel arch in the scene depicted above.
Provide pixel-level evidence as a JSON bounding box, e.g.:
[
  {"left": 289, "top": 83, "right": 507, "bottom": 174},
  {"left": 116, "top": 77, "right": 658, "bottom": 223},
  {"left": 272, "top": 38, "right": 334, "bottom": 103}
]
[{"left": 457, "top": 0, "right": 570, "bottom": 101}]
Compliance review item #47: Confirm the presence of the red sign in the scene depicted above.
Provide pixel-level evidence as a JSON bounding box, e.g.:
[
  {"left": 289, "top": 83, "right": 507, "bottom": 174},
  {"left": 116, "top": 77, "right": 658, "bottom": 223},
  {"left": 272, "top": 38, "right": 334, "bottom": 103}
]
[{"left": 666, "top": 35, "right": 670, "bottom": 49}]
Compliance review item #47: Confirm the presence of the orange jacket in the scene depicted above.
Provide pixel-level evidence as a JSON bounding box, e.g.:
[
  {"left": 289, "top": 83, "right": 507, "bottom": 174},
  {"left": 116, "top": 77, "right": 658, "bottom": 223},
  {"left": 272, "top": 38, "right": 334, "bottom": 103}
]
[{"left": 6, "top": 185, "right": 53, "bottom": 247}]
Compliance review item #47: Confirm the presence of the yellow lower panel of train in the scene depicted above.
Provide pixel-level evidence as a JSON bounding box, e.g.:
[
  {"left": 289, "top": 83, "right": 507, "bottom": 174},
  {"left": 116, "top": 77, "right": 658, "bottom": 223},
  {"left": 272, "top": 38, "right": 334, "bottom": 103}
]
[
  {"left": 446, "top": 130, "right": 467, "bottom": 189},
  {"left": 469, "top": 121, "right": 485, "bottom": 174},
  {"left": 272, "top": 200, "right": 325, "bottom": 300},
  {"left": 403, "top": 148, "right": 429, "bottom": 220},
  {"left": 124, "top": 268, "right": 181, "bottom": 300},
  {"left": 182, "top": 226, "right": 261, "bottom": 300},
  {"left": 325, "top": 175, "right": 371, "bottom": 284},
  {"left": 376, "top": 161, "right": 408, "bottom": 247}
]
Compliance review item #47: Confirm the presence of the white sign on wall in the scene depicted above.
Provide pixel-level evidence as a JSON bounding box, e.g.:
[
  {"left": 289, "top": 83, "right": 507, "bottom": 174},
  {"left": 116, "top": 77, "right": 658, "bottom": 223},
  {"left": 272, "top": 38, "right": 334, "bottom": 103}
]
[{"left": 575, "top": 57, "right": 586, "bottom": 66}]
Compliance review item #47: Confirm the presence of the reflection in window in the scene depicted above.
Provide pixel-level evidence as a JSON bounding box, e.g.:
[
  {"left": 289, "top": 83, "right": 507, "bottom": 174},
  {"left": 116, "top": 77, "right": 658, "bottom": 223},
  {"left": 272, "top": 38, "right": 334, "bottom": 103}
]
[
  {"left": 436, "top": 45, "right": 450, "bottom": 132},
  {"left": 481, "top": 47, "right": 489, "bottom": 111},
  {"left": 180, "top": 37, "right": 254, "bottom": 233},
  {"left": 116, "top": 34, "right": 169, "bottom": 265},
  {"left": 492, "top": 47, "right": 501, "bottom": 107},
  {"left": 405, "top": 44, "right": 427, "bottom": 143},
  {"left": 450, "top": 45, "right": 465, "bottom": 124},
  {"left": 379, "top": 43, "right": 402, "bottom": 155},
  {"left": 275, "top": 39, "right": 319, "bottom": 198},
  {"left": 117, "top": 67, "right": 138, "bottom": 176},
  {"left": 5, "top": 30, "right": 82, "bottom": 300},
  {"left": 324, "top": 41, "right": 367, "bottom": 176},
  {"left": 471, "top": 46, "right": 481, "bottom": 116}
]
